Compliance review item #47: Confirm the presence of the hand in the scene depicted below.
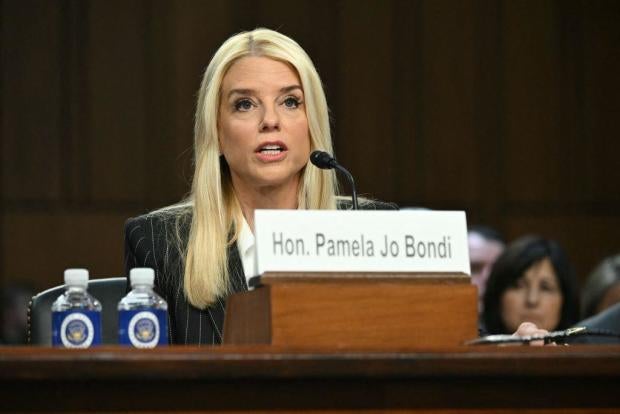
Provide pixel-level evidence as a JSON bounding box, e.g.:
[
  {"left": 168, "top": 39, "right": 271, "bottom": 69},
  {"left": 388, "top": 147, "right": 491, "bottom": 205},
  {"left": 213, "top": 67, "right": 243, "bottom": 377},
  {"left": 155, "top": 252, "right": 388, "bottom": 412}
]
[{"left": 514, "top": 322, "right": 551, "bottom": 346}]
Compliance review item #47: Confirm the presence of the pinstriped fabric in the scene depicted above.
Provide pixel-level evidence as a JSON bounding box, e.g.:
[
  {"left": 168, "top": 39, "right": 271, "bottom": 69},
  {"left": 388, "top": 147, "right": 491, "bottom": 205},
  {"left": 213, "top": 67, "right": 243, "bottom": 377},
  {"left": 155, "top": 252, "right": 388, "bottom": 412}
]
[
  {"left": 124, "top": 214, "right": 248, "bottom": 345},
  {"left": 198, "top": 309, "right": 202, "bottom": 345}
]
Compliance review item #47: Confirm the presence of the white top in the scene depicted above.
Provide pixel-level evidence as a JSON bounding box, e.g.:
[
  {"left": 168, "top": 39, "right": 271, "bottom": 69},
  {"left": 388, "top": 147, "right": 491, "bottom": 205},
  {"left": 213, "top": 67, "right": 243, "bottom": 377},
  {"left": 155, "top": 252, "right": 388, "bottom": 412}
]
[
  {"left": 236, "top": 216, "right": 257, "bottom": 286},
  {"left": 130, "top": 267, "right": 155, "bottom": 287},
  {"left": 64, "top": 268, "right": 89, "bottom": 287}
]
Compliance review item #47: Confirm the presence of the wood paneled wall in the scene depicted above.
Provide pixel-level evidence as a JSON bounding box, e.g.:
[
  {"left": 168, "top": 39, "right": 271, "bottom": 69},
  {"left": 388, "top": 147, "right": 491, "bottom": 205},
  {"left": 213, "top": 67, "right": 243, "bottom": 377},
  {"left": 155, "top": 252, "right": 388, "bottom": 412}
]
[{"left": 2, "top": 0, "right": 619, "bottom": 292}]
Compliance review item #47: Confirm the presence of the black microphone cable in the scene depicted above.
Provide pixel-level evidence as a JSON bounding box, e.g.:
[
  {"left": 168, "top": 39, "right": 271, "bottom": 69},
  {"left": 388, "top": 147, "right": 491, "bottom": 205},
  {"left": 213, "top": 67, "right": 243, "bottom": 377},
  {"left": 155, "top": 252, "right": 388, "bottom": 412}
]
[{"left": 465, "top": 326, "right": 620, "bottom": 345}]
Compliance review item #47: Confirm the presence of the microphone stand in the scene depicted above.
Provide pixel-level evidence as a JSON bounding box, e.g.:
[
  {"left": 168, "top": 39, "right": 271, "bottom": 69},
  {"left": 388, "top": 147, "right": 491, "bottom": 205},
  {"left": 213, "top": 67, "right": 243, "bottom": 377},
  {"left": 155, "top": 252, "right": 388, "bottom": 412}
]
[{"left": 333, "top": 164, "right": 358, "bottom": 210}]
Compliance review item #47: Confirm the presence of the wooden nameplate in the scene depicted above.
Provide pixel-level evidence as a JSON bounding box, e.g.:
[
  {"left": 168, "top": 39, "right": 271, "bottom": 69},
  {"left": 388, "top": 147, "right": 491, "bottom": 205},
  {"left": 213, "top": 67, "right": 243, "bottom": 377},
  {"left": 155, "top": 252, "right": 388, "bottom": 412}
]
[{"left": 223, "top": 272, "right": 477, "bottom": 349}]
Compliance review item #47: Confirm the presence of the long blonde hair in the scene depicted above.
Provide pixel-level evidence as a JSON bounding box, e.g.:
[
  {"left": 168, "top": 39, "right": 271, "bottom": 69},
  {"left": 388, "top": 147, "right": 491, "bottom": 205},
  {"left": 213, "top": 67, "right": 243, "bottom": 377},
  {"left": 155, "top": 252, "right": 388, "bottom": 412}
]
[{"left": 157, "top": 28, "right": 338, "bottom": 308}]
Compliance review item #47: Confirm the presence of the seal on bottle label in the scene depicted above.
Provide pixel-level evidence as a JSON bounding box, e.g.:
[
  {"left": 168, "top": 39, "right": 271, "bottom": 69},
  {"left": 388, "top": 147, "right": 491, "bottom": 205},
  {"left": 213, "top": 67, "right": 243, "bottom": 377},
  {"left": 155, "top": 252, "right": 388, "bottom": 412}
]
[
  {"left": 128, "top": 311, "right": 160, "bottom": 348},
  {"left": 60, "top": 313, "right": 95, "bottom": 348}
]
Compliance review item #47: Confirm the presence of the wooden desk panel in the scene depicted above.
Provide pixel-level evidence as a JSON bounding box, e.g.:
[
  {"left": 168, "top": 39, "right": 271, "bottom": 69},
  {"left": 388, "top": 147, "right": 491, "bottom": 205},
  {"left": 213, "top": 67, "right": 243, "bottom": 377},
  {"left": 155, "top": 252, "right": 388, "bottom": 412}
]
[{"left": 0, "top": 345, "right": 619, "bottom": 413}]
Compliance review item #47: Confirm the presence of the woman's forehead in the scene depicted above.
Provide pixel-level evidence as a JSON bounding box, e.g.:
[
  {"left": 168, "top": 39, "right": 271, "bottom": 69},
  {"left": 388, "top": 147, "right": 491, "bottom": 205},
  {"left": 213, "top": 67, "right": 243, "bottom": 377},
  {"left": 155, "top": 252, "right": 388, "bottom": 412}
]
[{"left": 221, "top": 56, "right": 301, "bottom": 91}]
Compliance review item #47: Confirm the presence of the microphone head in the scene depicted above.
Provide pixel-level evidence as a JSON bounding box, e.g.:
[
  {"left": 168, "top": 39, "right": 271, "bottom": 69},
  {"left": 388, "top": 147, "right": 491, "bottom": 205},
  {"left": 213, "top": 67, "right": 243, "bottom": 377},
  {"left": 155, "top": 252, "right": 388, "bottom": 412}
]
[{"left": 310, "top": 150, "right": 336, "bottom": 170}]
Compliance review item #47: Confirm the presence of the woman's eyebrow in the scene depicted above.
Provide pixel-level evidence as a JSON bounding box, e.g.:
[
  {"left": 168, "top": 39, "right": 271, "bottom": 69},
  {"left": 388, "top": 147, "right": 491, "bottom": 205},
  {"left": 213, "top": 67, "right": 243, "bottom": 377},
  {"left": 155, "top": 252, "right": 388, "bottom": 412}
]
[
  {"left": 227, "top": 85, "right": 302, "bottom": 99},
  {"left": 227, "top": 88, "right": 255, "bottom": 98},
  {"left": 280, "top": 85, "right": 303, "bottom": 93}
]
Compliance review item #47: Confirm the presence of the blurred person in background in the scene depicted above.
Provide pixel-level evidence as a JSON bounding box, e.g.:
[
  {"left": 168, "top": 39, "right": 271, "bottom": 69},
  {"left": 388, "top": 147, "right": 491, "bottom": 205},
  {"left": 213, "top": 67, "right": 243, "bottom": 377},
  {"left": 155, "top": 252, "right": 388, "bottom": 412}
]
[
  {"left": 581, "top": 254, "right": 620, "bottom": 319},
  {"left": 1, "top": 284, "right": 34, "bottom": 345},
  {"left": 468, "top": 225, "right": 505, "bottom": 313},
  {"left": 482, "top": 236, "right": 579, "bottom": 334},
  {"left": 569, "top": 255, "right": 620, "bottom": 344}
]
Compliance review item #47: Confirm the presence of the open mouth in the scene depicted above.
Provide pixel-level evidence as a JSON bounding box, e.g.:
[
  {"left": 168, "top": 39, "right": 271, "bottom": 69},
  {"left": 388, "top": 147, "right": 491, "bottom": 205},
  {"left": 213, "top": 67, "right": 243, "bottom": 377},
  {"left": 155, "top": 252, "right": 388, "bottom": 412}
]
[
  {"left": 256, "top": 141, "right": 288, "bottom": 156},
  {"left": 258, "top": 144, "right": 285, "bottom": 154}
]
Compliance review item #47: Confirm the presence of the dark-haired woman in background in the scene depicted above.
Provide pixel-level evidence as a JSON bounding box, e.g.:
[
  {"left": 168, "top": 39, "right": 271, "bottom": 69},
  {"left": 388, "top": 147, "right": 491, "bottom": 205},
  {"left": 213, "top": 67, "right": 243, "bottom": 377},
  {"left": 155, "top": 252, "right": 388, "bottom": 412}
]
[{"left": 482, "top": 236, "right": 580, "bottom": 334}]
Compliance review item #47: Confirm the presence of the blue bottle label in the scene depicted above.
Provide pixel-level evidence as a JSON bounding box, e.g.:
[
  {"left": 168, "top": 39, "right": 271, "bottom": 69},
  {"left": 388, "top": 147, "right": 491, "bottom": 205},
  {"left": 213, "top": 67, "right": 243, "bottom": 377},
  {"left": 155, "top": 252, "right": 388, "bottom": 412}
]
[
  {"left": 52, "top": 310, "right": 102, "bottom": 348},
  {"left": 118, "top": 309, "right": 168, "bottom": 348}
]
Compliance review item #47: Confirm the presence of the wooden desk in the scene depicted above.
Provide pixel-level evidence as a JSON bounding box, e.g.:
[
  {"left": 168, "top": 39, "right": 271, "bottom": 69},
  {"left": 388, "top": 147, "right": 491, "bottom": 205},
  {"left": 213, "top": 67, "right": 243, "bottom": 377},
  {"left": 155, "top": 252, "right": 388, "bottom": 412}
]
[{"left": 1, "top": 345, "right": 619, "bottom": 413}]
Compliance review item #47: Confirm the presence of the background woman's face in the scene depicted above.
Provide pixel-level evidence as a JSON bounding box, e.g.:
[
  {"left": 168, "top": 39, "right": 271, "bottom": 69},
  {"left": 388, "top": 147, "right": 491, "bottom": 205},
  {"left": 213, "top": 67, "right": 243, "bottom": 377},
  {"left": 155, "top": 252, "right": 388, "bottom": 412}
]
[
  {"left": 218, "top": 56, "right": 310, "bottom": 192},
  {"left": 500, "top": 257, "right": 563, "bottom": 332}
]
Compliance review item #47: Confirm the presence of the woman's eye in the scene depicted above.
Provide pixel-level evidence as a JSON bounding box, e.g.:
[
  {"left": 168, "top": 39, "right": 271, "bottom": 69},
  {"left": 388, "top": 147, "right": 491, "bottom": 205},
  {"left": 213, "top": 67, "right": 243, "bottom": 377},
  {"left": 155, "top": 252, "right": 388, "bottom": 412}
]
[
  {"left": 283, "top": 96, "right": 301, "bottom": 108},
  {"left": 234, "top": 99, "right": 254, "bottom": 111}
]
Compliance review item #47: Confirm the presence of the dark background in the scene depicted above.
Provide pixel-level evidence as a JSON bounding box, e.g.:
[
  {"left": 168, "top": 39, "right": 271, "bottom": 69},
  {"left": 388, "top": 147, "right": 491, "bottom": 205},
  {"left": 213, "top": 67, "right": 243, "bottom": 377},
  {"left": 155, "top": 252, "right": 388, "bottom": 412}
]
[{"left": 1, "top": 0, "right": 619, "bottom": 293}]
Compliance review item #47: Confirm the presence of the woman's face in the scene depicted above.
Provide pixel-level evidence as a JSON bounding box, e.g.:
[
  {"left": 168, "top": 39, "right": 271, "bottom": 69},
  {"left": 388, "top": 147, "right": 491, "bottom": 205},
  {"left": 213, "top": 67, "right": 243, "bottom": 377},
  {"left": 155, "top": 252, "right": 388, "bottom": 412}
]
[
  {"left": 218, "top": 56, "right": 310, "bottom": 193},
  {"left": 500, "top": 257, "right": 563, "bottom": 332}
]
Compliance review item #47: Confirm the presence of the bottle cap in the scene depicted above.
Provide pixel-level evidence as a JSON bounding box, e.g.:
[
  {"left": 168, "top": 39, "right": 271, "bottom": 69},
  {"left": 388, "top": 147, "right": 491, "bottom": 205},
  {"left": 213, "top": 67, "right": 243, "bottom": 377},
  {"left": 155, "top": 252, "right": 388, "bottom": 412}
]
[
  {"left": 130, "top": 268, "right": 155, "bottom": 287},
  {"left": 64, "top": 269, "right": 89, "bottom": 287}
]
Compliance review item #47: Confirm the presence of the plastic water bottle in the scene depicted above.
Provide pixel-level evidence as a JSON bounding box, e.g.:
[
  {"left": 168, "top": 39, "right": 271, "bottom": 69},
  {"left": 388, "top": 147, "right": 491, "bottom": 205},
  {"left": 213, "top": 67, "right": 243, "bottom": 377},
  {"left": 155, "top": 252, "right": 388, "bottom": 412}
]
[
  {"left": 51, "top": 269, "right": 102, "bottom": 348},
  {"left": 118, "top": 268, "right": 168, "bottom": 348}
]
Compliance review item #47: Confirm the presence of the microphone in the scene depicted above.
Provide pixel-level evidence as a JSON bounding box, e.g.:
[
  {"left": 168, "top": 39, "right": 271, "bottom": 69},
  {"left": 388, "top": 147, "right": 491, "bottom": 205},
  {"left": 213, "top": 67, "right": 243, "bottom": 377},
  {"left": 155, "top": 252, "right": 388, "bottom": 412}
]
[{"left": 310, "top": 150, "right": 358, "bottom": 210}]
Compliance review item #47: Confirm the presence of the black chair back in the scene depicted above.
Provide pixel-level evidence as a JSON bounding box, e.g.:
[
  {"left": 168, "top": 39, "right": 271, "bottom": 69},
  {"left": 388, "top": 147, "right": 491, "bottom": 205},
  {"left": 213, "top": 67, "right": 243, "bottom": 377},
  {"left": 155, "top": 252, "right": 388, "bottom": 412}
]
[{"left": 27, "top": 277, "right": 127, "bottom": 345}]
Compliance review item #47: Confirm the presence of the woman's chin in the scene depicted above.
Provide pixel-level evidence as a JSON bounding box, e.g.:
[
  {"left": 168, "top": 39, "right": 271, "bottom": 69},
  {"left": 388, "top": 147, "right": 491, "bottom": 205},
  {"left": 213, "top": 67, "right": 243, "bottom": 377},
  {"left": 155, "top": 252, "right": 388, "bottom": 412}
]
[
  {"left": 248, "top": 171, "right": 302, "bottom": 191},
  {"left": 252, "top": 166, "right": 304, "bottom": 187}
]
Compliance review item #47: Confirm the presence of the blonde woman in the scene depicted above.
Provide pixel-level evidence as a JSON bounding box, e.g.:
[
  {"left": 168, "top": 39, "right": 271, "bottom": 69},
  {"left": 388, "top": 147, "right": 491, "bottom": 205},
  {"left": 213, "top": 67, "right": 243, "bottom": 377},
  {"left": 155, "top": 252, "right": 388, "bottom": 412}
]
[{"left": 124, "top": 28, "right": 394, "bottom": 345}]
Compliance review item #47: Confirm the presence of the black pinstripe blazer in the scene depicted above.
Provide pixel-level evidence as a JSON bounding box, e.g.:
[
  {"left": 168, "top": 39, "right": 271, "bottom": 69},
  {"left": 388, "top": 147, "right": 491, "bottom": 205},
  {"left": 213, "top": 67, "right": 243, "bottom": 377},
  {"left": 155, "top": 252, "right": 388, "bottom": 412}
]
[{"left": 124, "top": 200, "right": 397, "bottom": 345}]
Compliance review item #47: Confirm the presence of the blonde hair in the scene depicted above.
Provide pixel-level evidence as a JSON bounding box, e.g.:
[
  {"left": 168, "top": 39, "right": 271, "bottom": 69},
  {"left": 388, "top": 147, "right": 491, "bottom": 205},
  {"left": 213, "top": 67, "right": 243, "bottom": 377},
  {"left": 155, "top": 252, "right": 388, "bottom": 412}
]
[{"left": 157, "top": 28, "right": 338, "bottom": 308}]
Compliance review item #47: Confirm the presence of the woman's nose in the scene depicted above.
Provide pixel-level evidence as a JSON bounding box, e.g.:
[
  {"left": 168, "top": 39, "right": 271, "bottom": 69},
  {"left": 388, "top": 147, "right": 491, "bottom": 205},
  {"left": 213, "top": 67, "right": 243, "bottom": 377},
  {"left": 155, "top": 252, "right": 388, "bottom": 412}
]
[
  {"left": 525, "top": 287, "right": 540, "bottom": 307},
  {"left": 260, "top": 104, "right": 280, "bottom": 131}
]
